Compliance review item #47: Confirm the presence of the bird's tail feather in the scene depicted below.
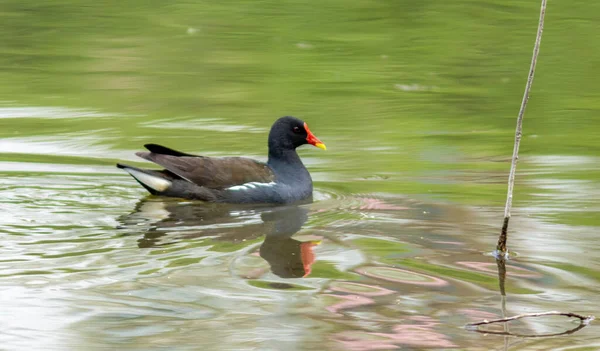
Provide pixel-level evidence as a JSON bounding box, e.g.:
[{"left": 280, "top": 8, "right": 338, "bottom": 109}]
[{"left": 116, "top": 163, "right": 172, "bottom": 195}]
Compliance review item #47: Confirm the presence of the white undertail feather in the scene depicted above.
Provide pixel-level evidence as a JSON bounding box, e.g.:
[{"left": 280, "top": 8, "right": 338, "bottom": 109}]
[
  {"left": 227, "top": 182, "right": 276, "bottom": 191},
  {"left": 125, "top": 168, "right": 172, "bottom": 192}
]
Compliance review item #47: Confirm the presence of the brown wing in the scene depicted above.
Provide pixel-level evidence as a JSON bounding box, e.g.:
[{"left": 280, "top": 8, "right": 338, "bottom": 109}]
[{"left": 136, "top": 147, "right": 274, "bottom": 189}]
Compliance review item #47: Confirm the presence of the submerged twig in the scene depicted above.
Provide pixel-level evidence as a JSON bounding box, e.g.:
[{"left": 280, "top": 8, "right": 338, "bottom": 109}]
[
  {"left": 497, "top": 0, "right": 547, "bottom": 255},
  {"left": 466, "top": 311, "right": 594, "bottom": 338},
  {"left": 466, "top": 311, "right": 594, "bottom": 327},
  {"left": 466, "top": 259, "right": 595, "bottom": 339},
  {"left": 469, "top": 321, "right": 588, "bottom": 339}
]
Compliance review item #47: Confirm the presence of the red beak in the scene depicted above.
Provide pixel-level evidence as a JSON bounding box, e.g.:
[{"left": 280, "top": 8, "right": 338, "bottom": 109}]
[{"left": 304, "top": 122, "right": 326, "bottom": 150}]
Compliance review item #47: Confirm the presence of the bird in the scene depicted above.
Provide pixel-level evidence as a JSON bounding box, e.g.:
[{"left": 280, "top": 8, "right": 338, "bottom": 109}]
[{"left": 116, "top": 116, "right": 326, "bottom": 204}]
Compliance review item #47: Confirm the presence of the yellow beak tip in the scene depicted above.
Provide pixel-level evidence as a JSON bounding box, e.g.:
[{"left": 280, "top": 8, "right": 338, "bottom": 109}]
[{"left": 315, "top": 143, "right": 327, "bottom": 151}]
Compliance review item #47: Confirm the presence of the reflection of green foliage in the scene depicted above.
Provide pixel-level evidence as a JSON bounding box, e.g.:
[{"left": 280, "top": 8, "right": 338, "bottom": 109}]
[
  {"left": 0, "top": 5, "right": 597, "bottom": 351},
  {"left": 1, "top": 270, "right": 53, "bottom": 277},
  {"left": 166, "top": 256, "right": 203, "bottom": 268},
  {"left": 149, "top": 241, "right": 205, "bottom": 255},
  {"left": 118, "top": 262, "right": 145, "bottom": 268},
  {"left": 0, "top": 153, "right": 122, "bottom": 168},
  {"left": 206, "top": 237, "right": 263, "bottom": 253},
  {"left": 550, "top": 263, "right": 600, "bottom": 282},
  {"left": 307, "top": 209, "right": 363, "bottom": 226},
  {"left": 139, "top": 268, "right": 161, "bottom": 275},
  {"left": 42, "top": 247, "right": 114, "bottom": 258},
  {"left": 401, "top": 259, "right": 538, "bottom": 294},
  {"left": 1, "top": 0, "right": 599, "bottom": 209},
  {"left": 545, "top": 212, "right": 600, "bottom": 227},
  {"left": 352, "top": 238, "right": 412, "bottom": 261},
  {"left": 158, "top": 254, "right": 187, "bottom": 261},
  {"left": 56, "top": 268, "right": 95, "bottom": 273},
  {"left": 541, "top": 169, "right": 600, "bottom": 182},
  {"left": 310, "top": 261, "right": 359, "bottom": 280},
  {"left": 319, "top": 180, "right": 533, "bottom": 207},
  {"left": 147, "top": 237, "right": 261, "bottom": 256},
  {"left": 23, "top": 238, "right": 104, "bottom": 245},
  {"left": 149, "top": 239, "right": 224, "bottom": 255},
  {"left": 247, "top": 280, "right": 313, "bottom": 291}
]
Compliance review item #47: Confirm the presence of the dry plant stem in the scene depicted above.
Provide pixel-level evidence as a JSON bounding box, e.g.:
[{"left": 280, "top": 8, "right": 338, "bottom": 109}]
[
  {"left": 467, "top": 311, "right": 593, "bottom": 339},
  {"left": 471, "top": 323, "right": 588, "bottom": 338},
  {"left": 497, "top": 0, "right": 547, "bottom": 254},
  {"left": 466, "top": 311, "right": 593, "bottom": 327}
]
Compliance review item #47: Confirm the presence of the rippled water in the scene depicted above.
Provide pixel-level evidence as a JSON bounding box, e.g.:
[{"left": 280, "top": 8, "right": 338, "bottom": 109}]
[
  {"left": 2, "top": 158, "right": 599, "bottom": 350},
  {"left": 2, "top": 1, "right": 600, "bottom": 350}
]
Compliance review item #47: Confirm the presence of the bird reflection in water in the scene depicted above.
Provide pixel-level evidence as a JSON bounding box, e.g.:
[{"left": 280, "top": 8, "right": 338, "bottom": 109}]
[
  {"left": 118, "top": 199, "right": 319, "bottom": 278},
  {"left": 258, "top": 208, "right": 319, "bottom": 278}
]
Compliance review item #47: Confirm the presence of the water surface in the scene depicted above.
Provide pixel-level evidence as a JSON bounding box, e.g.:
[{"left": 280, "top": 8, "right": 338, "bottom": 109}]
[{"left": 1, "top": 1, "right": 599, "bottom": 350}]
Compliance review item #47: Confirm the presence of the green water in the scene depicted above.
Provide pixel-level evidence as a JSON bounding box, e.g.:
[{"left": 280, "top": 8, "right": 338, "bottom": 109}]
[{"left": 1, "top": 1, "right": 599, "bottom": 350}]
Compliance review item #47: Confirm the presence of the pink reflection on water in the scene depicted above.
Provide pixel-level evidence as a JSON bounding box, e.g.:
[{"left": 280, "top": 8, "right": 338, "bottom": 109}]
[
  {"left": 330, "top": 282, "right": 395, "bottom": 297},
  {"left": 357, "top": 198, "right": 408, "bottom": 211},
  {"left": 314, "top": 198, "right": 407, "bottom": 212},
  {"left": 356, "top": 266, "right": 449, "bottom": 287},
  {"left": 325, "top": 294, "right": 375, "bottom": 315},
  {"left": 333, "top": 316, "right": 457, "bottom": 350}
]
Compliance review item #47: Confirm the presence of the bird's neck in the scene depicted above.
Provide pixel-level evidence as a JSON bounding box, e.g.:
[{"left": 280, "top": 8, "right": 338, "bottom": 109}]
[
  {"left": 268, "top": 148, "right": 302, "bottom": 167},
  {"left": 268, "top": 148, "right": 311, "bottom": 183}
]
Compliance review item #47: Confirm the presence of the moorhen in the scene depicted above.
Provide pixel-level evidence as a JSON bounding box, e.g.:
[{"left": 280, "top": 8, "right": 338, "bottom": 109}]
[{"left": 117, "top": 116, "right": 326, "bottom": 204}]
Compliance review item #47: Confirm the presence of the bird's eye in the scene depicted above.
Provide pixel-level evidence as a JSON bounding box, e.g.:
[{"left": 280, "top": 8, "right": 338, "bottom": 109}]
[{"left": 292, "top": 126, "right": 302, "bottom": 134}]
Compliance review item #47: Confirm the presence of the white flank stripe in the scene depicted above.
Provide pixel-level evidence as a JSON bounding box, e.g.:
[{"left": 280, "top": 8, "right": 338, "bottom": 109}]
[
  {"left": 227, "top": 181, "right": 276, "bottom": 191},
  {"left": 125, "top": 168, "right": 172, "bottom": 192}
]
